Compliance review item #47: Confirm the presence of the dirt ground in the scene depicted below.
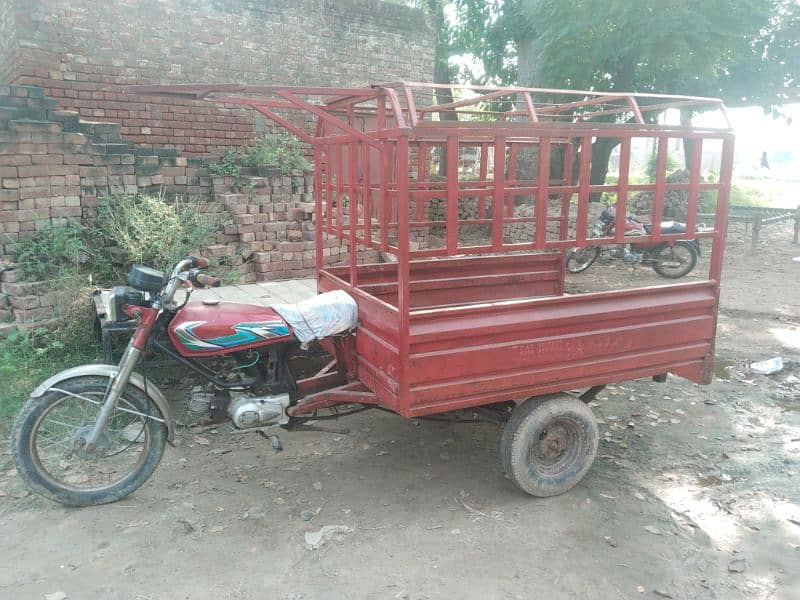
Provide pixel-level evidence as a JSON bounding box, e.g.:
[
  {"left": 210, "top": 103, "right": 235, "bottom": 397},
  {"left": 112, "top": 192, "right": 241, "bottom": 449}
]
[{"left": 1, "top": 222, "right": 799, "bottom": 600}]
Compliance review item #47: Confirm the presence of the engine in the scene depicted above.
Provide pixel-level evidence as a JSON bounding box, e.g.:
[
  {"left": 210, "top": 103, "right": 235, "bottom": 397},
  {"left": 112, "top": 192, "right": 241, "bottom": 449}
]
[
  {"left": 229, "top": 392, "right": 291, "bottom": 428},
  {"left": 186, "top": 387, "right": 290, "bottom": 428}
]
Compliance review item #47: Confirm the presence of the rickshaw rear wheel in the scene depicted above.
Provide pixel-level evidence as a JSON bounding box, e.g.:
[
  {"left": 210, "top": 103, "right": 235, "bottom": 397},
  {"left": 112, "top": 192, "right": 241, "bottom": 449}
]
[{"left": 501, "top": 394, "right": 599, "bottom": 497}]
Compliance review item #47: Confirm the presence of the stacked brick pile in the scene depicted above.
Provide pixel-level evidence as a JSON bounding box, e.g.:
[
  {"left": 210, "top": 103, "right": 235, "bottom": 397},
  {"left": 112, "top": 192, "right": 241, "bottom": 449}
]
[
  {"left": 208, "top": 174, "right": 379, "bottom": 282},
  {"left": 0, "top": 270, "right": 54, "bottom": 326}
]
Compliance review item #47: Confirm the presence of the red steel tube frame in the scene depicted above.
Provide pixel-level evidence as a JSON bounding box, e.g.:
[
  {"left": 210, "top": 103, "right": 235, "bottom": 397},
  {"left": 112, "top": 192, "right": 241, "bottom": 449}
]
[{"left": 128, "top": 82, "right": 734, "bottom": 412}]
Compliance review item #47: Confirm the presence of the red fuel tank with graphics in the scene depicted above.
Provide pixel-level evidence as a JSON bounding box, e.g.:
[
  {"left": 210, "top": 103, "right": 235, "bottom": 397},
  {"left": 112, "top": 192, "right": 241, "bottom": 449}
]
[{"left": 168, "top": 301, "right": 295, "bottom": 357}]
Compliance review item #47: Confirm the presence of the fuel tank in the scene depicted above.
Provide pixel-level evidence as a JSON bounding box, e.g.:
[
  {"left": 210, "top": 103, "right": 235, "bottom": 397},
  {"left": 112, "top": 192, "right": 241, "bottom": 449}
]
[{"left": 168, "top": 301, "right": 295, "bottom": 357}]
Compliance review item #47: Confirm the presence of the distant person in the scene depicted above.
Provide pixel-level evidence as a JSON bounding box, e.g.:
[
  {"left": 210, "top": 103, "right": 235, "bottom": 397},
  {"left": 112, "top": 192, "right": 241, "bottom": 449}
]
[{"left": 760, "top": 151, "right": 770, "bottom": 169}]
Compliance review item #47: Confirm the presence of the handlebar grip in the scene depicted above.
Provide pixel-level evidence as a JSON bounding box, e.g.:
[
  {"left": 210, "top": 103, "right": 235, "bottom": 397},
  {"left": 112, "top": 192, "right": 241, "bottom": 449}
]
[{"left": 196, "top": 273, "right": 220, "bottom": 288}]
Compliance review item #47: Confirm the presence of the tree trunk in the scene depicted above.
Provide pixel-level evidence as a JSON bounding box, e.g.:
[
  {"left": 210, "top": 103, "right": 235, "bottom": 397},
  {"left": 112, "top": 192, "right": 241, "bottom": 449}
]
[
  {"left": 516, "top": 0, "right": 540, "bottom": 87},
  {"left": 427, "top": 0, "right": 456, "bottom": 176},
  {"left": 513, "top": 0, "right": 540, "bottom": 183}
]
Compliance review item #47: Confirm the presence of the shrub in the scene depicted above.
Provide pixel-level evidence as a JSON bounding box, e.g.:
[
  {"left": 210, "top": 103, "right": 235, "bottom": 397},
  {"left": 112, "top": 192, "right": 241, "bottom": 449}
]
[
  {"left": 207, "top": 149, "right": 241, "bottom": 178},
  {"left": 87, "top": 192, "right": 229, "bottom": 280},
  {"left": 0, "top": 283, "right": 100, "bottom": 430},
  {"left": 644, "top": 152, "right": 682, "bottom": 182},
  {"left": 240, "top": 131, "right": 312, "bottom": 175},
  {"left": 14, "top": 222, "right": 90, "bottom": 282}
]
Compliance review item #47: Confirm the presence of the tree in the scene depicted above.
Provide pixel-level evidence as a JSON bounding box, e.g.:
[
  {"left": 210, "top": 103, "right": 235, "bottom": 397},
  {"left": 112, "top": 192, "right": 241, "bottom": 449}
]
[{"left": 448, "top": 0, "right": 800, "bottom": 180}]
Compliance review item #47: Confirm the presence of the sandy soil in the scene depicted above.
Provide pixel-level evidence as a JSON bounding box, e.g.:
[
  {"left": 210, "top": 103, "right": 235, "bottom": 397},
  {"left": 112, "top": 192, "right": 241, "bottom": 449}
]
[{"left": 1, "top": 223, "right": 799, "bottom": 600}]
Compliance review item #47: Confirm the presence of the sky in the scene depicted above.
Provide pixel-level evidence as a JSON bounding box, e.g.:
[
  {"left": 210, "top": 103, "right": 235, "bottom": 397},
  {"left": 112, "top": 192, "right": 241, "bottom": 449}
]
[{"left": 721, "top": 104, "right": 800, "bottom": 178}]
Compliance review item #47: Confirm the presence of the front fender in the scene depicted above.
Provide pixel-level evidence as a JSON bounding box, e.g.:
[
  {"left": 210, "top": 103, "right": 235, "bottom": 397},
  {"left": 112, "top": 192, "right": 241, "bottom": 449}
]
[{"left": 31, "top": 364, "right": 176, "bottom": 442}]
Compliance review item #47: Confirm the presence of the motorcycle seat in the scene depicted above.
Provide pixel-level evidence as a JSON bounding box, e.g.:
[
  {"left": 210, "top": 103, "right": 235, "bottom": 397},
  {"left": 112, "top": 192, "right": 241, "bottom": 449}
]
[
  {"left": 272, "top": 290, "right": 358, "bottom": 344},
  {"left": 643, "top": 221, "right": 687, "bottom": 235}
]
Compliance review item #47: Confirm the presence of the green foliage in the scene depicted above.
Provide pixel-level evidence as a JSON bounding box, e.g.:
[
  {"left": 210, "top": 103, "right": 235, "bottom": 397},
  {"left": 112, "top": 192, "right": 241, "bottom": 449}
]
[
  {"left": 88, "top": 192, "right": 229, "bottom": 280},
  {"left": 729, "top": 184, "right": 776, "bottom": 207},
  {"left": 0, "top": 286, "right": 100, "bottom": 431},
  {"left": 645, "top": 152, "right": 682, "bottom": 182},
  {"left": 208, "top": 149, "right": 241, "bottom": 178},
  {"left": 240, "top": 131, "right": 312, "bottom": 175},
  {"left": 447, "top": 0, "right": 798, "bottom": 111},
  {"left": 14, "top": 222, "right": 88, "bottom": 282}
]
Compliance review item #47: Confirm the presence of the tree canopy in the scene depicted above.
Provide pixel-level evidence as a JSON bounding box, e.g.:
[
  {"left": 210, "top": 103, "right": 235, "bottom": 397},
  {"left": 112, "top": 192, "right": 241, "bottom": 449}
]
[{"left": 439, "top": 0, "right": 799, "bottom": 111}]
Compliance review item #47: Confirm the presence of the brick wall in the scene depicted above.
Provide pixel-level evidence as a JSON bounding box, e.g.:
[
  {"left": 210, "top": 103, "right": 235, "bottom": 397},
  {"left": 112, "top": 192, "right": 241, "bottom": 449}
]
[
  {"left": 0, "top": 0, "right": 17, "bottom": 84},
  {"left": 0, "top": 85, "right": 381, "bottom": 328},
  {"left": 6, "top": 0, "right": 433, "bottom": 155}
]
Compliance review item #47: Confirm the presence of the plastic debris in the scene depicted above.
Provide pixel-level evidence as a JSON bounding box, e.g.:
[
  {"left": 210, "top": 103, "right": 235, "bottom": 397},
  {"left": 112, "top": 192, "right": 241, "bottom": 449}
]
[
  {"left": 728, "top": 558, "right": 746, "bottom": 573},
  {"left": 304, "top": 525, "right": 353, "bottom": 550},
  {"left": 643, "top": 525, "right": 664, "bottom": 535},
  {"left": 750, "top": 357, "right": 783, "bottom": 375}
]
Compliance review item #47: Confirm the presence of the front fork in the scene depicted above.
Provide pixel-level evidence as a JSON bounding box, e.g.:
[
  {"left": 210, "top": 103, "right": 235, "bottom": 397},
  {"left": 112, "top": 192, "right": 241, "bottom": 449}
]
[
  {"left": 82, "top": 342, "right": 142, "bottom": 449},
  {"left": 82, "top": 306, "right": 159, "bottom": 450}
]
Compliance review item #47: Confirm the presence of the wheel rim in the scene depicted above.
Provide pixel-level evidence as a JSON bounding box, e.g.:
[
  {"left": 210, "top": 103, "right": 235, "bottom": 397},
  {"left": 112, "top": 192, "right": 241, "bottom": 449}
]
[
  {"left": 529, "top": 417, "right": 582, "bottom": 477},
  {"left": 29, "top": 391, "right": 151, "bottom": 493},
  {"left": 656, "top": 245, "right": 693, "bottom": 275}
]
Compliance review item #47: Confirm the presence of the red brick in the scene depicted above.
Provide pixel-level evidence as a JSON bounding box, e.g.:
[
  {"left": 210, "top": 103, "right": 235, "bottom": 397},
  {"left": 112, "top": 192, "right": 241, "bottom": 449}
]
[
  {"left": 31, "top": 154, "right": 65, "bottom": 165},
  {"left": 14, "top": 306, "right": 54, "bottom": 322},
  {"left": 19, "top": 187, "right": 51, "bottom": 200},
  {"left": 10, "top": 295, "right": 40, "bottom": 310},
  {"left": 17, "top": 165, "right": 52, "bottom": 178}
]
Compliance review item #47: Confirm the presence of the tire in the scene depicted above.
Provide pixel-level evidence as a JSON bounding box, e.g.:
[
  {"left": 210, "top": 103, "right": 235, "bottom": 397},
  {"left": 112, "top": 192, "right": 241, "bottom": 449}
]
[
  {"left": 651, "top": 241, "right": 698, "bottom": 278},
  {"left": 501, "top": 394, "right": 599, "bottom": 497},
  {"left": 565, "top": 246, "right": 601, "bottom": 273},
  {"left": 11, "top": 375, "right": 167, "bottom": 507}
]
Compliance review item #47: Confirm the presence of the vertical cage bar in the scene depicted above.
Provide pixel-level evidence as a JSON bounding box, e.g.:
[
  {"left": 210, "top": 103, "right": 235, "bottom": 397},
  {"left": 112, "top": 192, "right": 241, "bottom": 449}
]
[
  {"left": 336, "top": 143, "right": 345, "bottom": 238},
  {"left": 560, "top": 142, "right": 574, "bottom": 239},
  {"left": 710, "top": 137, "right": 735, "bottom": 282},
  {"left": 349, "top": 141, "right": 359, "bottom": 287},
  {"left": 417, "top": 142, "right": 428, "bottom": 221},
  {"left": 446, "top": 135, "right": 459, "bottom": 255},
  {"left": 379, "top": 141, "right": 390, "bottom": 251},
  {"left": 575, "top": 136, "right": 592, "bottom": 244},
  {"left": 325, "top": 144, "right": 334, "bottom": 233},
  {"left": 535, "top": 137, "right": 551, "bottom": 248},
  {"left": 396, "top": 135, "right": 411, "bottom": 409},
  {"left": 362, "top": 142, "right": 372, "bottom": 248},
  {"left": 314, "top": 146, "right": 324, "bottom": 272},
  {"left": 685, "top": 138, "right": 703, "bottom": 239},
  {"left": 478, "top": 142, "right": 489, "bottom": 218},
  {"left": 615, "top": 137, "right": 631, "bottom": 243},
  {"left": 492, "top": 136, "right": 506, "bottom": 250},
  {"left": 651, "top": 137, "right": 668, "bottom": 243},
  {"left": 507, "top": 143, "right": 518, "bottom": 218}
]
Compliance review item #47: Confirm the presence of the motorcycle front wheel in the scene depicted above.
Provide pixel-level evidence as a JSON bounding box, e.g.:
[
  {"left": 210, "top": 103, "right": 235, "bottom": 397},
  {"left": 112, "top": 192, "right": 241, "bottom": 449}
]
[
  {"left": 11, "top": 375, "right": 167, "bottom": 507},
  {"left": 651, "top": 242, "right": 698, "bottom": 278},
  {"left": 565, "top": 246, "right": 601, "bottom": 273}
]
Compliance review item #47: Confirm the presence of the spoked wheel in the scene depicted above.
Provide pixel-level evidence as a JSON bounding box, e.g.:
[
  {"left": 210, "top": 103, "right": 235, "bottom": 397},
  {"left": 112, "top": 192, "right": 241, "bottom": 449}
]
[
  {"left": 651, "top": 241, "right": 698, "bottom": 278},
  {"left": 565, "top": 246, "right": 601, "bottom": 273},
  {"left": 501, "top": 394, "right": 599, "bottom": 497},
  {"left": 11, "top": 375, "right": 167, "bottom": 507}
]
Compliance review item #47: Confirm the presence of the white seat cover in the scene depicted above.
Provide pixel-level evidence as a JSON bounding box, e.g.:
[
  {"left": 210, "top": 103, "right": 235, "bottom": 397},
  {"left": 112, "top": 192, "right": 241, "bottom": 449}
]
[{"left": 272, "top": 290, "right": 358, "bottom": 344}]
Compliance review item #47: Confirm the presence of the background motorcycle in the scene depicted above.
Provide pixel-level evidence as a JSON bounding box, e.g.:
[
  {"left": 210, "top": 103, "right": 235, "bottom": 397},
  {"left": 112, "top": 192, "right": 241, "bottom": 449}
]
[
  {"left": 10, "top": 256, "right": 357, "bottom": 506},
  {"left": 566, "top": 204, "right": 701, "bottom": 278}
]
